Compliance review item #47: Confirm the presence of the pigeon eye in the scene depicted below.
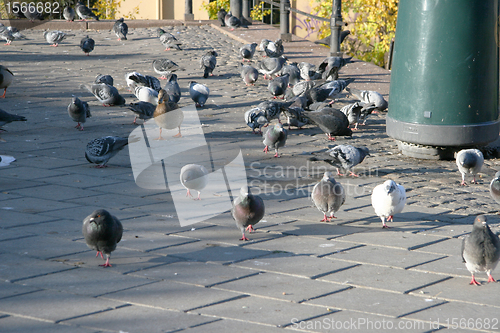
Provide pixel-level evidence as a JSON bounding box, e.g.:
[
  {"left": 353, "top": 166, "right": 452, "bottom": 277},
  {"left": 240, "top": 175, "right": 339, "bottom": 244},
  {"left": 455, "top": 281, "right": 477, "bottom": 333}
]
[{"left": 96, "top": 214, "right": 101, "bottom": 217}]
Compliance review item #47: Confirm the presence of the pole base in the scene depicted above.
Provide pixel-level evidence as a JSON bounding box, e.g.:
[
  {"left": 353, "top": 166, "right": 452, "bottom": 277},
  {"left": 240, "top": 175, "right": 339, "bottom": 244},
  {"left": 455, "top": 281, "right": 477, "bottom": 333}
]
[
  {"left": 397, "top": 141, "right": 456, "bottom": 160},
  {"left": 280, "top": 33, "right": 292, "bottom": 42},
  {"left": 184, "top": 14, "right": 194, "bottom": 21}
]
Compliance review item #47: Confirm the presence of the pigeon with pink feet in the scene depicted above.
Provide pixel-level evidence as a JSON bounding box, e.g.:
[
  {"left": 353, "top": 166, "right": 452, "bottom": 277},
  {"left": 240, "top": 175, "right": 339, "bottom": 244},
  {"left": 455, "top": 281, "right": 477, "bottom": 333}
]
[
  {"left": 263, "top": 123, "right": 287, "bottom": 158},
  {"left": 324, "top": 145, "right": 369, "bottom": 177},
  {"left": 232, "top": 186, "right": 265, "bottom": 241},
  {"left": 456, "top": 149, "right": 483, "bottom": 186},
  {"left": 371, "top": 180, "right": 406, "bottom": 228},
  {"left": 68, "top": 97, "right": 91, "bottom": 130},
  {"left": 85, "top": 136, "right": 130, "bottom": 168},
  {"left": 180, "top": 164, "right": 209, "bottom": 200},
  {"left": 312, "top": 172, "right": 345, "bottom": 222}
]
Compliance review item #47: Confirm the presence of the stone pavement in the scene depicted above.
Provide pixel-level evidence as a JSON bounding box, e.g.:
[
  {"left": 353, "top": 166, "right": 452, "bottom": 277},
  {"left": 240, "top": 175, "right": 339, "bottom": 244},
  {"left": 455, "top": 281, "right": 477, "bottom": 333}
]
[{"left": 0, "top": 20, "right": 500, "bottom": 333}]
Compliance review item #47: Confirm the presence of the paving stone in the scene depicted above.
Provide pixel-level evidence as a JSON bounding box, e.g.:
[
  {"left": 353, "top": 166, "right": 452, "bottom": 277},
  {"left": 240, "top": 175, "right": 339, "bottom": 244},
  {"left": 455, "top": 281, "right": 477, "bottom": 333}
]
[
  {"left": 0, "top": 281, "right": 42, "bottom": 300},
  {"left": 267, "top": 221, "right": 367, "bottom": 240},
  {"left": 9, "top": 185, "right": 101, "bottom": 201},
  {"left": 411, "top": 238, "right": 464, "bottom": 257},
  {"left": 0, "top": 235, "right": 92, "bottom": 260},
  {"left": 0, "top": 253, "right": 76, "bottom": 283},
  {"left": 0, "top": 315, "right": 99, "bottom": 333},
  {"left": 408, "top": 256, "right": 469, "bottom": 278},
  {"left": 0, "top": 197, "right": 80, "bottom": 214},
  {"left": 0, "top": 166, "right": 71, "bottom": 180},
  {"left": 180, "top": 318, "right": 285, "bottom": 333}
]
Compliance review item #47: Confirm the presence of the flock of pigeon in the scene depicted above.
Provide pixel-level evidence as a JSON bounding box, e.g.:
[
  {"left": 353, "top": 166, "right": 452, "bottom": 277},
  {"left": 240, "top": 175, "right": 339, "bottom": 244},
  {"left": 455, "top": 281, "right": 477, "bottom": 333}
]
[{"left": 1, "top": 7, "right": 500, "bottom": 285}]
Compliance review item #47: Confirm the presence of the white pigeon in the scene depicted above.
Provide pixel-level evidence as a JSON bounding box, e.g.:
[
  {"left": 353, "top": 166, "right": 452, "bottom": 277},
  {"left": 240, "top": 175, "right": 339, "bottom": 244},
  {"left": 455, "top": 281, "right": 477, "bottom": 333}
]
[
  {"left": 180, "top": 164, "right": 209, "bottom": 200},
  {"left": 371, "top": 180, "right": 406, "bottom": 228},
  {"left": 134, "top": 86, "right": 158, "bottom": 105},
  {"left": 0, "top": 155, "right": 15, "bottom": 167},
  {"left": 456, "top": 149, "right": 484, "bottom": 186}
]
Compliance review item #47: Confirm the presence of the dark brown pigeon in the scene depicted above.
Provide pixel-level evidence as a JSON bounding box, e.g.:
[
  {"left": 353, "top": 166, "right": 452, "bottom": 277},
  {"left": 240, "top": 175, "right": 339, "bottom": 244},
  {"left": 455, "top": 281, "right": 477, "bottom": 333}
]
[{"left": 232, "top": 186, "right": 265, "bottom": 241}]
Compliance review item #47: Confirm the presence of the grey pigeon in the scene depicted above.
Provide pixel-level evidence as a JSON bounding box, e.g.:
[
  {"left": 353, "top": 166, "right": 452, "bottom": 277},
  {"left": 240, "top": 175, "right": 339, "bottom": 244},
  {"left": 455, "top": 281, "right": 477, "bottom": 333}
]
[
  {"left": 126, "top": 101, "right": 155, "bottom": 124},
  {"left": 259, "top": 39, "right": 271, "bottom": 53},
  {"left": 244, "top": 107, "right": 268, "bottom": 134},
  {"left": 63, "top": 5, "right": 75, "bottom": 21},
  {"left": 283, "top": 106, "right": 310, "bottom": 130},
  {"left": 153, "top": 89, "right": 182, "bottom": 139},
  {"left": 489, "top": 171, "right": 500, "bottom": 206},
  {"left": 314, "top": 30, "right": 351, "bottom": 47},
  {"left": 0, "top": 108, "right": 27, "bottom": 128},
  {"left": 159, "top": 30, "right": 182, "bottom": 51},
  {"left": 125, "top": 72, "right": 161, "bottom": 92},
  {"left": 152, "top": 59, "right": 182, "bottom": 79},
  {"left": 217, "top": 8, "right": 227, "bottom": 26},
  {"left": 81, "top": 83, "right": 125, "bottom": 106},
  {"left": 44, "top": 30, "right": 74, "bottom": 47},
  {"left": 268, "top": 73, "right": 289, "bottom": 99},
  {"left": 324, "top": 145, "right": 370, "bottom": 177},
  {"left": 94, "top": 74, "right": 113, "bottom": 86},
  {"left": 225, "top": 11, "right": 241, "bottom": 30},
  {"left": 0, "top": 65, "right": 14, "bottom": 98},
  {"left": 85, "top": 136, "right": 130, "bottom": 167},
  {"left": 292, "top": 80, "right": 315, "bottom": 98},
  {"left": 240, "top": 64, "right": 259, "bottom": 86},
  {"left": 318, "top": 56, "right": 352, "bottom": 80},
  {"left": 257, "top": 56, "right": 287, "bottom": 80},
  {"left": 76, "top": 1, "right": 99, "bottom": 20},
  {"left": 303, "top": 107, "right": 352, "bottom": 140},
  {"left": 200, "top": 50, "right": 218, "bottom": 78},
  {"left": 263, "top": 123, "right": 287, "bottom": 157},
  {"left": 24, "top": 4, "right": 44, "bottom": 22},
  {"left": 311, "top": 172, "right": 345, "bottom": 222},
  {"left": 371, "top": 180, "right": 406, "bottom": 228},
  {"left": 82, "top": 209, "right": 122, "bottom": 267},
  {"left": 264, "top": 39, "right": 284, "bottom": 58},
  {"left": 79, "top": 35, "right": 95, "bottom": 55},
  {"left": 0, "top": 26, "right": 15, "bottom": 45},
  {"left": 279, "top": 62, "right": 301, "bottom": 86},
  {"left": 340, "top": 102, "right": 363, "bottom": 130},
  {"left": 232, "top": 186, "right": 265, "bottom": 241},
  {"left": 189, "top": 81, "right": 209, "bottom": 107},
  {"left": 0, "top": 155, "right": 15, "bottom": 167},
  {"left": 113, "top": 18, "right": 128, "bottom": 41},
  {"left": 240, "top": 43, "right": 258, "bottom": 62},
  {"left": 180, "top": 164, "right": 209, "bottom": 200},
  {"left": 163, "top": 73, "right": 181, "bottom": 104},
  {"left": 306, "top": 78, "right": 354, "bottom": 105},
  {"left": 346, "top": 87, "right": 388, "bottom": 112},
  {"left": 456, "top": 149, "right": 484, "bottom": 186},
  {"left": 67, "top": 97, "right": 91, "bottom": 130},
  {"left": 298, "top": 62, "right": 319, "bottom": 81},
  {"left": 462, "top": 215, "right": 500, "bottom": 285},
  {"left": 155, "top": 28, "right": 166, "bottom": 37},
  {"left": 257, "top": 100, "right": 293, "bottom": 123}
]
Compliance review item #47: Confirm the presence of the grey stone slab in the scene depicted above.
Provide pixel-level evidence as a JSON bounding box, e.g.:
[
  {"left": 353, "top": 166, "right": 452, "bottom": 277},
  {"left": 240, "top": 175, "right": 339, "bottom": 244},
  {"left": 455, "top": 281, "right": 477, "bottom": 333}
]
[
  {"left": 0, "top": 228, "right": 35, "bottom": 241},
  {"left": 233, "top": 253, "right": 359, "bottom": 279},
  {"left": 119, "top": 232, "right": 199, "bottom": 252},
  {"left": 37, "top": 206, "right": 143, "bottom": 222},
  {"left": 0, "top": 253, "right": 76, "bottom": 282},
  {"left": 0, "top": 235, "right": 90, "bottom": 260},
  {"left": 192, "top": 295, "right": 331, "bottom": 327},
  {"left": 9, "top": 185, "right": 102, "bottom": 201},
  {"left": 0, "top": 197, "right": 81, "bottom": 214},
  {"left": 0, "top": 289, "right": 126, "bottom": 323},
  {"left": 65, "top": 304, "right": 215, "bottom": 333},
  {"left": 62, "top": 193, "right": 158, "bottom": 210},
  {"left": 0, "top": 178, "right": 46, "bottom": 191},
  {"left": 415, "top": 223, "right": 473, "bottom": 238},
  {"left": 323, "top": 244, "right": 445, "bottom": 269},
  {"left": 120, "top": 214, "right": 211, "bottom": 234},
  {"left": 0, "top": 192, "right": 23, "bottom": 202},
  {"left": 0, "top": 281, "right": 42, "bottom": 300},
  {"left": 0, "top": 210, "right": 59, "bottom": 229},
  {"left": 0, "top": 316, "right": 99, "bottom": 333},
  {"left": 409, "top": 256, "right": 470, "bottom": 278},
  {"left": 305, "top": 287, "right": 444, "bottom": 318},
  {"left": 11, "top": 219, "right": 84, "bottom": 239},
  {"left": 411, "top": 237, "right": 463, "bottom": 257},
  {"left": 40, "top": 173, "right": 126, "bottom": 189},
  {"left": 0, "top": 166, "right": 71, "bottom": 180},
  {"left": 181, "top": 318, "right": 285, "bottom": 333},
  {"left": 270, "top": 221, "right": 368, "bottom": 240},
  {"left": 212, "top": 271, "right": 348, "bottom": 303},
  {"left": 102, "top": 279, "right": 242, "bottom": 311},
  {"left": 129, "top": 261, "right": 260, "bottom": 287}
]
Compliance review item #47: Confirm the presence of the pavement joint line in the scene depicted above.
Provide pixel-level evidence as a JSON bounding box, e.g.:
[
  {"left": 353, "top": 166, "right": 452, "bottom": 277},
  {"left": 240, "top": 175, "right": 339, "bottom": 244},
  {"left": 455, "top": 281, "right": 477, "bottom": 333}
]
[
  {"left": 0, "top": 311, "right": 54, "bottom": 324},
  {"left": 403, "top": 276, "right": 454, "bottom": 295},
  {"left": 278, "top": 310, "right": 342, "bottom": 329},
  {"left": 95, "top": 280, "right": 161, "bottom": 298},
  {"left": 138, "top": 239, "right": 201, "bottom": 253},
  {"left": 0, "top": 314, "right": 9, "bottom": 319},
  {"left": 407, "top": 238, "right": 450, "bottom": 251},
  {"left": 219, "top": 251, "right": 274, "bottom": 266},
  {"left": 396, "top": 301, "right": 449, "bottom": 319},
  {"left": 316, "top": 245, "right": 367, "bottom": 259},
  {"left": 0, "top": 234, "right": 37, "bottom": 243},
  {"left": 297, "top": 286, "right": 354, "bottom": 304},
  {"left": 55, "top": 304, "right": 132, "bottom": 324},
  {"left": 403, "top": 256, "right": 449, "bottom": 270},
  {"left": 310, "top": 264, "right": 363, "bottom": 281},
  {"left": 8, "top": 266, "right": 80, "bottom": 283},
  {"left": 45, "top": 249, "right": 95, "bottom": 260},
  {"left": 0, "top": 288, "right": 44, "bottom": 301},
  {"left": 121, "top": 261, "right": 177, "bottom": 276},
  {"left": 238, "top": 234, "right": 288, "bottom": 247},
  {"left": 183, "top": 318, "right": 224, "bottom": 330},
  {"left": 267, "top": 206, "right": 312, "bottom": 216},
  {"left": 164, "top": 225, "right": 216, "bottom": 235},
  {"left": 183, "top": 294, "right": 250, "bottom": 313},
  {"left": 204, "top": 271, "right": 265, "bottom": 288},
  {"left": 343, "top": 203, "right": 373, "bottom": 212}
]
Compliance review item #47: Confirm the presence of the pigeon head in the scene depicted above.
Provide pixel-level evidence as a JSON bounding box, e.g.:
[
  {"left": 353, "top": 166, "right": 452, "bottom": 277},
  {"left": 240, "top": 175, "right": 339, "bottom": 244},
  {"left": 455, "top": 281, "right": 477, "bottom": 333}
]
[
  {"left": 358, "top": 147, "right": 370, "bottom": 159},
  {"left": 383, "top": 180, "right": 397, "bottom": 194},
  {"left": 166, "top": 73, "right": 178, "bottom": 82},
  {"left": 207, "top": 50, "right": 218, "bottom": 57},
  {"left": 460, "top": 152, "right": 478, "bottom": 169},
  {"left": 495, "top": 171, "right": 500, "bottom": 180},
  {"left": 473, "top": 215, "right": 488, "bottom": 229},
  {"left": 322, "top": 171, "right": 335, "bottom": 181},
  {"left": 88, "top": 209, "right": 112, "bottom": 225},
  {"left": 118, "top": 18, "right": 124, "bottom": 22}
]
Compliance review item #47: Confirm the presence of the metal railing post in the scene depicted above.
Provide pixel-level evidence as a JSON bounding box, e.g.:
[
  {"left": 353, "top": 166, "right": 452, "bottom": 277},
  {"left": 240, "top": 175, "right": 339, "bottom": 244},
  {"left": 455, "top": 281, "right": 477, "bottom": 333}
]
[
  {"left": 231, "top": 0, "right": 243, "bottom": 19},
  {"left": 184, "top": 0, "right": 194, "bottom": 21},
  {"left": 280, "top": 0, "right": 292, "bottom": 42},
  {"left": 242, "top": 0, "right": 252, "bottom": 25},
  {"left": 329, "top": 0, "right": 342, "bottom": 56}
]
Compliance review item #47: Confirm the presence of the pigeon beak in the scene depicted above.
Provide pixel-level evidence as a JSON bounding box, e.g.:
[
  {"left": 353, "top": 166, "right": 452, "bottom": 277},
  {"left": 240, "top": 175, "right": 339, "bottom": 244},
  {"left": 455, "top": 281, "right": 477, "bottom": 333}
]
[{"left": 89, "top": 217, "right": 95, "bottom": 223}]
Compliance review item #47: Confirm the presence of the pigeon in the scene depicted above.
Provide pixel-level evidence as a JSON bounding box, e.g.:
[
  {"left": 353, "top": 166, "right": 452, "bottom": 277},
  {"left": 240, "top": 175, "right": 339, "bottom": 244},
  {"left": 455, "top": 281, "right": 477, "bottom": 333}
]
[
  {"left": 79, "top": 35, "right": 95, "bottom": 55},
  {"left": 24, "top": 4, "right": 44, "bottom": 22},
  {"left": 283, "top": 106, "right": 310, "bottom": 130},
  {"left": 311, "top": 172, "right": 346, "bottom": 222},
  {"left": 292, "top": 80, "right": 315, "bottom": 98},
  {"left": 217, "top": 8, "right": 227, "bottom": 26},
  {"left": 317, "top": 56, "right": 352, "bottom": 80},
  {"left": 0, "top": 26, "right": 26, "bottom": 45},
  {"left": 346, "top": 87, "right": 388, "bottom": 112},
  {"left": 0, "top": 108, "right": 27, "bottom": 129},
  {"left": 153, "top": 89, "right": 182, "bottom": 139},
  {"left": 94, "top": 74, "right": 113, "bottom": 86},
  {"left": 155, "top": 28, "right": 166, "bottom": 37},
  {"left": 126, "top": 101, "right": 155, "bottom": 124},
  {"left": 257, "top": 100, "right": 293, "bottom": 123},
  {"left": 134, "top": 86, "right": 159, "bottom": 105},
  {"left": 0, "top": 65, "right": 14, "bottom": 98},
  {"left": 76, "top": 1, "right": 99, "bottom": 20},
  {"left": 259, "top": 39, "right": 271, "bottom": 53},
  {"left": 240, "top": 43, "right": 258, "bottom": 62},
  {"left": 257, "top": 56, "right": 287, "bottom": 80},
  {"left": 200, "top": 50, "right": 218, "bottom": 78},
  {"left": 189, "top": 81, "right": 209, "bottom": 107},
  {"left": 81, "top": 83, "right": 125, "bottom": 106},
  {"left": 225, "top": 11, "right": 241, "bottom": 30},
  {"left": 456, "top": 149, "right": 484, "bottom": 186},
  {"left": 0, "top": 155, "right": 16, "bottom": 167},
  {"left": 113, "top": 18, "right": 128, "bottom": 41},
  {"left": 263, "top": 123, "right": 287, "bottom": 157},
  {"left": 264, "top": 39, "right": 284, "bottom": 58},
  {"left": 159, "top": 30, "right": 182, "bottom": 51},
  {"left": 462, "top": 215, "right": 500, "bottom": 285},
  {"left": 279, "top": 62, "right": 301, "bottom": 86},
  {"left": 324, "top": 145, "right": 370, "bottom": 177},
  {"left": 245, "top": 108, "right": 268, "bottom": 134},
  {"left": 240, "top": 64, "right": 259, "bottom": 86},
  {"left": 180, "top": 164, "right": 209, "bottom": 200},
  {"left": 340, "top": 102, "right": 363, "bottom": 130},
  {"left": 298, "top": 62, "right": 319, "bottom": 81},
  {"left": 371, "top": 180, "right": 406, "bottom": 228},
  {"left": 82, "top": 209, "right": 122, "bottom": 267},
  {"left": 489, "top": 171, "right": 500, "bottom": 206},
  {"left": 126, "top": 72, "right": 161, "bottom": 92},
  {"left": 314, "top": 30, "right": 351, "bottom": 47},
  {"left": 63, "top": 5, "right": 76, "bottom": 21},
  {"left": 85, "top": 136, "right": 130, "bottom": 168},
  {"left": 232, "top": 186, "right": 265, "bottom": 241},
  {"left": 306, "top": 78, "right": 354, "bottom": 105},
  {"left": 44, "top": 30, "right": 74, "bottom": 47},
  {"left": 152, "top": 59, "right": 182, "bottom": 79},
  {"left": 268, "top": 73, "right": 289, "bottom": 99},
  {"left": 68, "top": 97, "right": 91, "bottom": 130},
  {"left": 163, "top": 73, "right": 181, "bottom": 104},
  {"left": 303, "top": 107, "right": 352, "bottom": 140}
]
